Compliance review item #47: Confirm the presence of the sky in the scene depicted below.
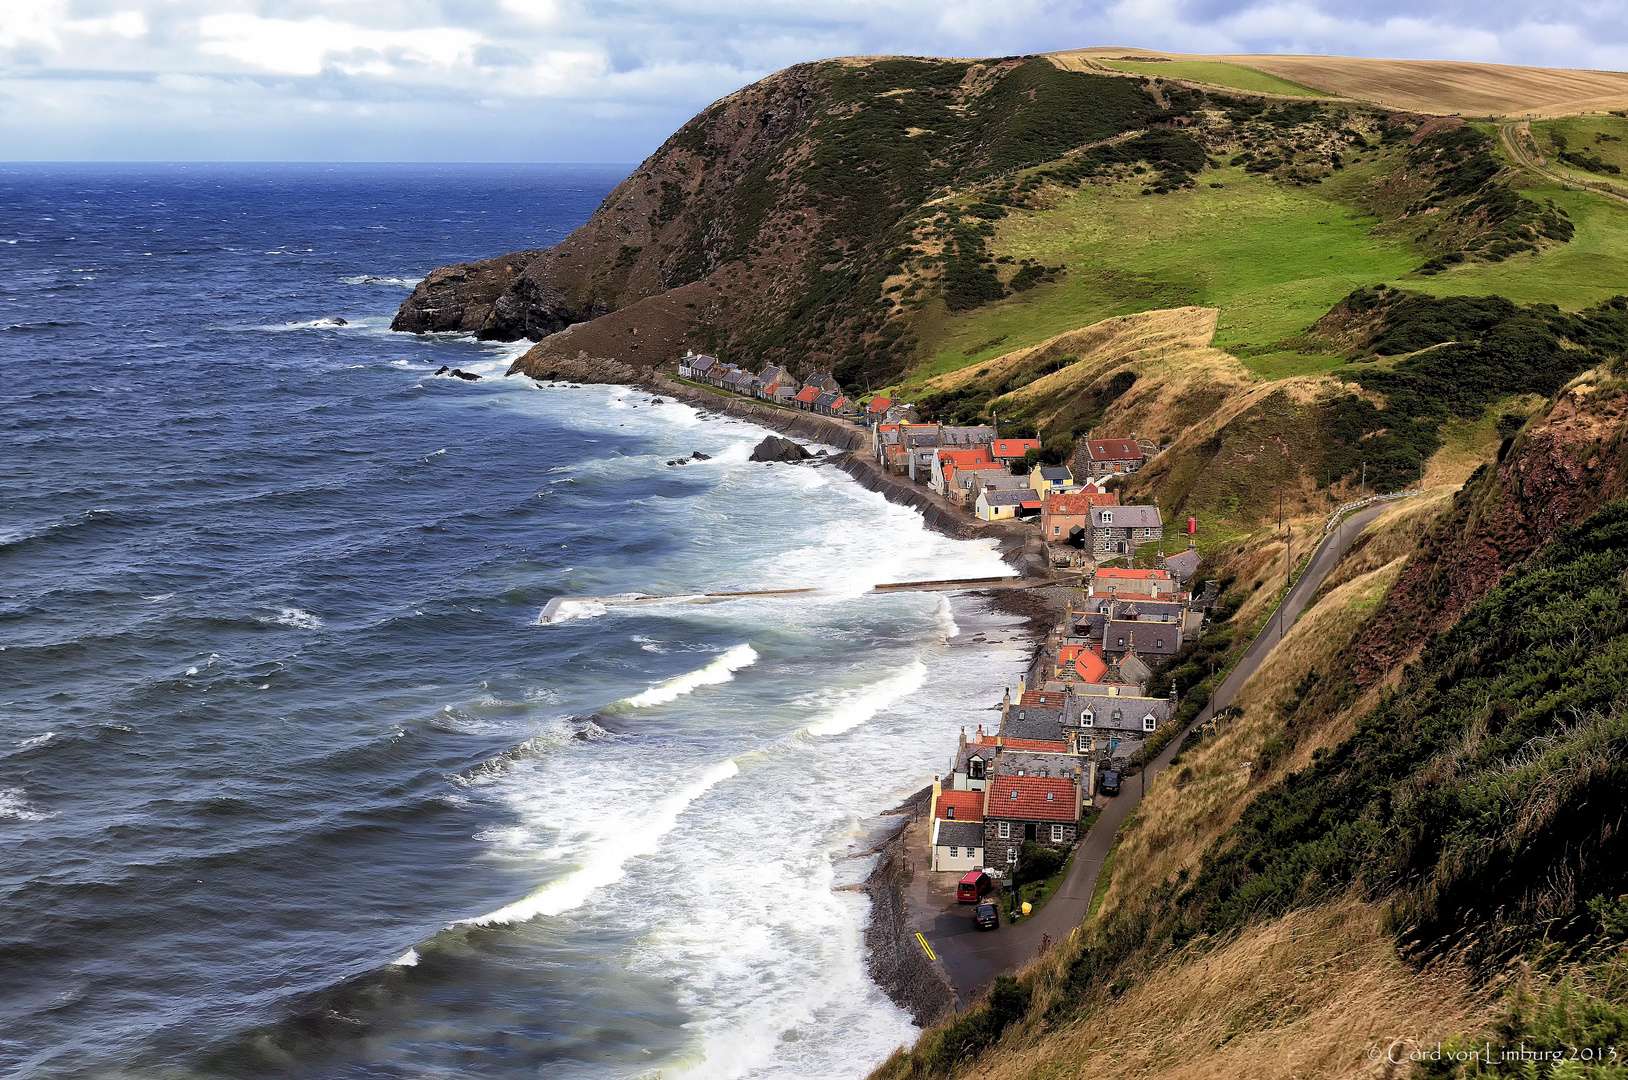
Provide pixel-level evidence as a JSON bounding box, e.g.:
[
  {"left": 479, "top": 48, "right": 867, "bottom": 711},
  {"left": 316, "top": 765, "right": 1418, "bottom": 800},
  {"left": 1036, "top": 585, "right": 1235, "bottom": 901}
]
[{"left": 3, "top": 1, "right": 1627, "bottom": 162}]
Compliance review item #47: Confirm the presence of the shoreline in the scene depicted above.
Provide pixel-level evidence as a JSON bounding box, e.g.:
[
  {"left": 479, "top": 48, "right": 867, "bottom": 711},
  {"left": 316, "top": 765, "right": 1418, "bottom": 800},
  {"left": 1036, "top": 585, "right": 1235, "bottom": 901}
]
[{"left": 523, "top": 362, "right": 1064, "bottom": 1023}]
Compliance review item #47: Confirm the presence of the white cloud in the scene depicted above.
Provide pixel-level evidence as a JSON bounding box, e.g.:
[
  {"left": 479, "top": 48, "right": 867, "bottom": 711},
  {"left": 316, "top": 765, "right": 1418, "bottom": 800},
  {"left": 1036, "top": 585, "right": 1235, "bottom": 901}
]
[{"left": 196, "top": 14, "right": 484, "bottom": 77}]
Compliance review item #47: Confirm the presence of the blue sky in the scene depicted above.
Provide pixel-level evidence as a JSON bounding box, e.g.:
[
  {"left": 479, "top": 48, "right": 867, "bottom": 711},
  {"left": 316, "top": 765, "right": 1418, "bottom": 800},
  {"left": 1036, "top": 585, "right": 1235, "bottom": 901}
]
[{"left": 3, "top": 1, "right": 1626, "bottom": 162}]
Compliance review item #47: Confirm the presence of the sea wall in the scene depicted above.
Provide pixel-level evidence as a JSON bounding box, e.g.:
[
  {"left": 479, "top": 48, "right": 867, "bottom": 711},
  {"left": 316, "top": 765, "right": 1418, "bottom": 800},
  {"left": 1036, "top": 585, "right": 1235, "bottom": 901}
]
[
  {"left": 864, "top": 788, "right": 955, "bottom": 1027},
  {"left": 647, "top": 374, "right": 870, "bottom": 450}
]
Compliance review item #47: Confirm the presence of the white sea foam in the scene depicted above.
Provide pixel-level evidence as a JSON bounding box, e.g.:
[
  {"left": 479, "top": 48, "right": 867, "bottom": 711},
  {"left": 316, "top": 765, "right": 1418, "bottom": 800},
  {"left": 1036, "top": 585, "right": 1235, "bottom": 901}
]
[
  {"left": 0, "top": 788, "right": 52, "bottom": 822},
  {"left": 456, "top": 757, "right": 739, "bottom": 927},
  {"left": 805, "top": 660, "right": 928, "bottom": 737},
  {"left": 390, "top": 948, "right": 420, "bottom": 967},
  {"left": 535, "top": 600, "right": 605, "bottom": 625},
  {"left": 263, "top": 606, "right": 323, "bottom": 630},
  {"left": 339, "top": 275, "right": 419, "bottom": 286},
  {"left": 15, "top": 733, "right": 54, "bottom": 749},
  {"left": 618, "top": 644, "right": 758, "bottom": 708},
  {"left": 143, "top": 593, "right": 173, "bottom": 602}
]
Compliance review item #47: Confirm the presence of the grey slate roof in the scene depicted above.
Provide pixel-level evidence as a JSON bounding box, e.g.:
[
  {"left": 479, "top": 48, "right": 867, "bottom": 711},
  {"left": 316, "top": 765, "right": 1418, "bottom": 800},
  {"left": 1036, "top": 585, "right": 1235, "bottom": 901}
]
[
  {"left": 1162, "top": 549, "right": 1202, "bottom": 582},
  {"left": 1103, "top": 621, "right": 1182, "bottom": 655},
  {"left": 1090, "top": 505, "right": 1163, "bottom": 529},
  {"left": 690, "top": 356, "right": 716, "bottom": 375},
  {"left": 981, "top": 488, "right": 1042, "bottom": 507},
  {"left": 1038, "top": 466, "right": 1072, "bottom": 481},
  {"left": 1001, "top": 710, "right": 1066, "bottom": 743},
  {"left": 935, "top": 820, "right": 985, "bottom": 849},
  {"left": 996, "top": 751, "right": 1078, "bottom": 779},
  {"left": 1067, "top": 693, "right": 1173, "bottom": 731}
]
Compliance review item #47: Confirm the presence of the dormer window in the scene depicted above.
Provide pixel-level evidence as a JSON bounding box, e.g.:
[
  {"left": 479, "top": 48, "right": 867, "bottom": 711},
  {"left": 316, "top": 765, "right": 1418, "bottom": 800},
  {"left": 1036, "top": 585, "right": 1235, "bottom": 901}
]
[
  {"left": 1144, "top": 714, "right": 1157, "bottom": 732},
  {"left": 1101, "top": 511, "right": 1113, "bottom": 525},
  {"left": 1081, "top": 711, "right": 1094, "bottom": 727}
]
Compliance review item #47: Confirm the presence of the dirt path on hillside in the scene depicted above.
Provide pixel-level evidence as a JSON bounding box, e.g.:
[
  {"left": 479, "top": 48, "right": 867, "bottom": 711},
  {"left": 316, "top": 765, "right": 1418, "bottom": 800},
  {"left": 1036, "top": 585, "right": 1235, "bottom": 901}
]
[{"left": 1499, "top": 120, "right": 1628, "bottom": 207}]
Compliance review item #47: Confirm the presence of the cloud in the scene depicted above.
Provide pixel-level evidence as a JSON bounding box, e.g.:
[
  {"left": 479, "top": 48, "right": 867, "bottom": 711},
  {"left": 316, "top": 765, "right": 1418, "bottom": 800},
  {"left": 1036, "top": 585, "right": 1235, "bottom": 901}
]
[{"left": 1, "top": 0, "right": 1626, "bottom": 160}]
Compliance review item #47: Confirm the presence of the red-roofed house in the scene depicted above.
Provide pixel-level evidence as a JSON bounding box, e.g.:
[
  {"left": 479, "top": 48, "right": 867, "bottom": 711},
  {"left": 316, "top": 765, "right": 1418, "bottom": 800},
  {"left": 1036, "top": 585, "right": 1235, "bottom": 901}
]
[
  {"left": 933, "top": 788, "right": 984, "bottom": 822},
  {"left": 1083, "top": 437, "right": 1145, "bottom": 478},
  {"left": 930, "top": 780, "right": 987, "bottom": 872},
  {"left": 865, "top": 396, "right": 893, "bottom": 424},
  {"left": 930, "top": 447, "right": 994, "bottom": 496},
  {"left": 793, "top": 385, "right": 821, "bottom": 411},
  {"left": 985, "top": 774, "right": 1082, "bottom": 868},
  {"left": 990, "top": 438, "right": 1041, "bottom": 466},
  {"left": 1057, "top": 644, "right": 1109, "bottom": 684},
  {"left": 1042, "top": 490, "right": 1120, "bottom": 544},
  {"left": 1019, "top": 690, "right": 1068, "bottom": 709}
]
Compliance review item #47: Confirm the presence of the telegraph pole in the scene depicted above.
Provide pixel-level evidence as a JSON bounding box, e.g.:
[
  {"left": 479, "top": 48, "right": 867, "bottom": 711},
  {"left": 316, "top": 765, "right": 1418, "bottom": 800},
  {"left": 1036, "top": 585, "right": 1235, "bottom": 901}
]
[
  {"left": 1360, "top": 461, "right": 1367, "bottom": 498},
  {"left": 1280, "top": 524, "right": 1292, "bottom": 643}
]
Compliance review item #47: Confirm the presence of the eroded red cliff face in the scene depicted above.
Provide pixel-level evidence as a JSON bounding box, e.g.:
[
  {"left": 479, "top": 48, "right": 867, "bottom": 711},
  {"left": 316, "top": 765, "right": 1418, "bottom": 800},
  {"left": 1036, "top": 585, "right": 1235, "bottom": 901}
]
[{"left": 1356, "top": 379, "right": 1628, "bottom": 685}]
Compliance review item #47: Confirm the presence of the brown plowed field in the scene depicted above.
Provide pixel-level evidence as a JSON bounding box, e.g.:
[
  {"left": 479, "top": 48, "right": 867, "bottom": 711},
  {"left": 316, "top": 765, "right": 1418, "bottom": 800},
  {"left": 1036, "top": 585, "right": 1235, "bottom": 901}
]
[{"left": 1050, "top": 46, "right": 1628, "bottom": 117}]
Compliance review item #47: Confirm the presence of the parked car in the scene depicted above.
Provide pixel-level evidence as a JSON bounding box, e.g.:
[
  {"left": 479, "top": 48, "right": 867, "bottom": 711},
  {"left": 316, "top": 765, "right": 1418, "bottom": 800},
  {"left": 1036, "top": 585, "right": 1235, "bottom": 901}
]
[
  {"left": 1099, "top": 769, "right": 1122, "bottom": 796},
  {"left": 956, "top": 869, "right": 994, "bottom": 903},
  {"left": 974, "top": 900, "right": 1000, "bottom": 931}
]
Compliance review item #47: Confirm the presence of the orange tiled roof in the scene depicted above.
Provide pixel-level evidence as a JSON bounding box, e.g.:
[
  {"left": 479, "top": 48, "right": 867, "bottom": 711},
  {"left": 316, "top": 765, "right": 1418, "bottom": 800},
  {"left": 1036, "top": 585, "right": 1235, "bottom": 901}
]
[
  {"left": 988, "top": 775, "right": 1077, "bottom": 821},
  {"left": 991, "top": 438, "right": 1041, "bottom": 458},
  {"left": 1020, "top": 690, "right": 1068, "bottom": 708},
  {"left": 998, "top": 737, "right": 1072, "bottom": 753},
  {"left": 867, "top": 396, "right": 893, "bottom": 413},
  {"left": 935, "top": 789, "right": 984, "bottom": 822},
  {"left": 1095, "top": 568, "right": 1171, "bottom": 580}
]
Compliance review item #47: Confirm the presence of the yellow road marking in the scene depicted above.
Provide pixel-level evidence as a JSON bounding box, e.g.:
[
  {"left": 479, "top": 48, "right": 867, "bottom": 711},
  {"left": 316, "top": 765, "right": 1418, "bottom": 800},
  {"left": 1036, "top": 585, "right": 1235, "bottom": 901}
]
[{"left": 915, "top": 932, "right": 937, "bottom": 961}]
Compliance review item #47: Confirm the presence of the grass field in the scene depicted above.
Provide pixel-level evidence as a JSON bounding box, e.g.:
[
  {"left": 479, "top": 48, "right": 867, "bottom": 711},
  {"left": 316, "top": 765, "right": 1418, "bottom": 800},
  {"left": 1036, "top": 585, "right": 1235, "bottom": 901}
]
[
  {"left": 1402, "top": 183, "right": 1628, "bottom": 309},
  {"left": 909, "top": 163, "right": 1420, "bottom": 386},
  {"left": 1531, "top": 115, "right": 1628, "bottom": 178},
  {"left": 1095, "top": 59, "right": 1321, "bottom": 98}
]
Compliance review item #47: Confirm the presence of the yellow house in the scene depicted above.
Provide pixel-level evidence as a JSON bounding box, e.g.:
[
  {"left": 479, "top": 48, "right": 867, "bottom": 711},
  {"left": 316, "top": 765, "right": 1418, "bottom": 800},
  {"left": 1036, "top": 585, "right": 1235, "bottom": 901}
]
[
  {"left": 1031, "top": 465, "right": 1075, "bottom": 497},
  {"left": 976, "top": 488, "right": 1041, "bottom": 521}
]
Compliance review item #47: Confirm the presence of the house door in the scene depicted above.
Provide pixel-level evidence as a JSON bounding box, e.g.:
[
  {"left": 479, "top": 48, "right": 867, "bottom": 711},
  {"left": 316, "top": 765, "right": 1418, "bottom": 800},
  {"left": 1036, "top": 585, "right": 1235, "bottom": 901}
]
[
  {"left": 1025, "top": 823, "right": 1037, "bottom": 842},
  {"left": 1118, "top": 540, "right": 1127, "bottom": 554}
]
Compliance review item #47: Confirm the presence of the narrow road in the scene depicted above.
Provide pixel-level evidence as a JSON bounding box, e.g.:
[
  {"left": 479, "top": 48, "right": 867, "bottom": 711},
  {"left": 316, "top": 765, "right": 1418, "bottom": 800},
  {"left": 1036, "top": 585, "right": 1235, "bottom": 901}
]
[{"left": 924, "top": 503, "right": 1388, "bottom": 1006}]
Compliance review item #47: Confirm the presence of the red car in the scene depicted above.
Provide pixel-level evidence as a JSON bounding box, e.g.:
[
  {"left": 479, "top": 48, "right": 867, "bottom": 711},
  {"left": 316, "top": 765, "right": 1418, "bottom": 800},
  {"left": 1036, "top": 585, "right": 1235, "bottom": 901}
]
[{"left": 957, "top": 870, "right": 993, "bottom": 903}]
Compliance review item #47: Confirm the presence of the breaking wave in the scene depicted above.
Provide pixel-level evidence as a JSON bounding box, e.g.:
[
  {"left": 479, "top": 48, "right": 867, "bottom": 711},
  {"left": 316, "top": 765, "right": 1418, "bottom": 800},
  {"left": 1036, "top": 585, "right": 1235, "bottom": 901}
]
[
  {"left": 618, "top": 644, "right": 758, "bottom": 708},
  {"left": 805, "top": 661, "right": 929, "bottom": 737},
  {"left": 454, "top": 757, "right": 739, "bottom": 926}
]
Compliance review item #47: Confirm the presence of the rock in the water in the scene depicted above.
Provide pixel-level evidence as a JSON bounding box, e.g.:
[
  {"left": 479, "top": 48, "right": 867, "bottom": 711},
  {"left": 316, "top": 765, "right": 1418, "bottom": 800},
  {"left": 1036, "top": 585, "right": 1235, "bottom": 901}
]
[
  {"left": 690, "top": 451, "right": 711, "bottom": 460},
  {"left": 748, "top": 435, "right": 810, "bottom": 463},
  {"left": 651, "top": 398, "right": 666, "bottom": 405},
  {"left": 815, "top": 449, "right": 828, "bottom": 456},
  {"left": 435, "top": 365, "right": 450, "bottom": 375},
  {"left": 451, "top": 368, "right": 481, "bottom": 381},
  {"left": 330, "top": 317, "right": 348, "bottom": 326}
]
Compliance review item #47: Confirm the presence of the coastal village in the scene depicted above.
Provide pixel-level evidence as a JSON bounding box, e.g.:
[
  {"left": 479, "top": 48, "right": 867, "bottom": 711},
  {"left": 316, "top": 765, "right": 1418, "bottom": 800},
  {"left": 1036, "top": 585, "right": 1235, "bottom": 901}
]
[{"left": 673, "top": 351, "right": 1211, "bottom": 925}]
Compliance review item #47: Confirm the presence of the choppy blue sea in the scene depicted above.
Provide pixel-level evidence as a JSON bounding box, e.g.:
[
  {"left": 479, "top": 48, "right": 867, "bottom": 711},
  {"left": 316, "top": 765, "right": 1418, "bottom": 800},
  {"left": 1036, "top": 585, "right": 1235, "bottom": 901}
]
[{"left": 0, "top": 163, "right": 1027, "bottom": 1079}]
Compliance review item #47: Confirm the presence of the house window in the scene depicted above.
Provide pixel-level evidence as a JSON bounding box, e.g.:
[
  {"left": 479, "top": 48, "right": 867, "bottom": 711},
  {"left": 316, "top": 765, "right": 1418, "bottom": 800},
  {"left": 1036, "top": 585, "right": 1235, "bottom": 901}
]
[
  {"left": 1117, "top": 637, "right": 1125, "bottom": 648},
  {"left": 950, "top": 847, "right": 959, "bottom": 858},
  {"left": 1144, "top": 714, "right": 1157, "bottom": 732},
  {"left": 998, "top": 822, "right": 1010, "bottom": 839},
  {"left": 1112, "top": 710, "right": 1123, "bottom": 723},
  {"left": 1017, "top": 710, "right": 1025, "bottom": 720},
  {"left": 946, "top": 806, "right": 955, "bottom": 819},
  {"left": 1101, "top": 511, "right": 1112, "bottom": 524},
  {"left": 1081, "top": 711, "right": 1094, "bottom": 727},
  {"left": 1156, "top": 639, "right": 1164, "bottom": 649},
  {"left": 1008, "top": 847, "right": 1019, "bottom": 864},
  {"left": 1053, "top": 526, "right": 1060, "bottom": 535},
  {"left": 1051, "top": 825, "right": 1065, "bottom": 843},
  {"left": 1009, "top": 790, "right": 1018, "bottom": 800}
]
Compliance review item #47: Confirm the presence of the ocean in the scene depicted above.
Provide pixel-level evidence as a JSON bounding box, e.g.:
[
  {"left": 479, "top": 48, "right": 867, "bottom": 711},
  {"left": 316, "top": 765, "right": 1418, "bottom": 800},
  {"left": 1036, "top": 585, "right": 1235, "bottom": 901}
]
[{"left": 0, "top": 164, "right": 1030, "bottom": 1078}]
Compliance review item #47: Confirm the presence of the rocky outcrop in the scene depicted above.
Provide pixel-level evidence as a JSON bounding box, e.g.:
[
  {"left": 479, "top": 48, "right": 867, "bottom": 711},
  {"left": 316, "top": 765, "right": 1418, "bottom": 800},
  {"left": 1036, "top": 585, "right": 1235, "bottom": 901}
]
[
  {"left": 748, "top": 435, "right": 811, "bottom": 462},
  {"left": 1355, "top": 377, "right": 1628, "bottom": 684},
  {"left": 391, "top": 254, "right": 540, "bottom": 335}
]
